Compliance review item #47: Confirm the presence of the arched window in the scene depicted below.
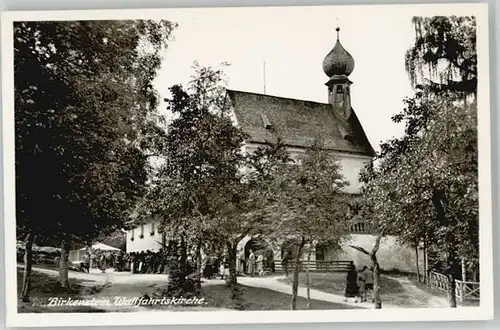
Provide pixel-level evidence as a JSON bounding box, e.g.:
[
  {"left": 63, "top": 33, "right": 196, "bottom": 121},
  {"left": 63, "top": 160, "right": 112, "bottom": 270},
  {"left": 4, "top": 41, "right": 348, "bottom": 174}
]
[
  {"left": 140, "top": 224, "right": 144, "bottom": 238},
  {"left": 336, "top": 85, "right": 344, "bottom": 93},
  {"left": 150, "top": 222, "right": 155, "bottom": 236}
]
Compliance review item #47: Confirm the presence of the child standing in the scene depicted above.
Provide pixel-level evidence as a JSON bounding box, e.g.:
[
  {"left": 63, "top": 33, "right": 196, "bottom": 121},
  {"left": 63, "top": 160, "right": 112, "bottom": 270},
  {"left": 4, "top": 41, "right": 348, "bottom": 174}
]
[{"left": 362, "top": 266, "right": 374, "bottom": 302}]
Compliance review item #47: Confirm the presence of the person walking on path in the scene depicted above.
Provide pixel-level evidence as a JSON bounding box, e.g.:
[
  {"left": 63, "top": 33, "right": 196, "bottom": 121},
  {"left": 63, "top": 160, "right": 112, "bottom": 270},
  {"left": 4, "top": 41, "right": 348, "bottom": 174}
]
[
  {"left": 219, "top": 257, "right": 229, "bottom": 280},
  {"left": 362, "top": 266, "right": 374, "bottom": 302},
  {"left": 236, "top": 250, "right": 241, "bottom": 275},
  {"left": 282, "top": 249, "right": 291, "bottom": 277},
  {"left": 90, "top": 252, "right": 96, "bottom": 269},
  {"left": 99, "top": 254, "right": 107, "bottom": 273},
  {"left": 248, "top": 249, "right": 256, "bottom": 277},
  {"left": 356, "top": 268, "right": 366, "bottom": 303},
  {"left": 344, "top": 262, "right": 359, "bottom": 303},
  {"left": 238, "top": 249, "right": 245, "bottom": 275},
  {"left": 256, "top": 252, "right": 264, "bottom": 276}
]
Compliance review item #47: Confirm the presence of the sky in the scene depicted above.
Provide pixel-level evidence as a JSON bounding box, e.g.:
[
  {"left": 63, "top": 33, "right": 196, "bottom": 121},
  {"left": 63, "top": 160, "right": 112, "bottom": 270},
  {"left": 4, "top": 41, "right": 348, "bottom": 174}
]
[{"left": 152, "top": 5, "right": 421, "bottom": 150}]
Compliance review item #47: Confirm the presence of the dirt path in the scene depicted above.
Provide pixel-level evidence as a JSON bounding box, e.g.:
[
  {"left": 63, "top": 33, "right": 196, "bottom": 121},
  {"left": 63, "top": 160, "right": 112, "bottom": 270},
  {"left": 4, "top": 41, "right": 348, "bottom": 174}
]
[
  {"left": 383, "top": 275, "right": 449, "bottom": 308},
  {"left": 239, "top": 275, "right": 451, "bottom": 309},
  {"left": 22, "top": 266, "right": 166, "bottom": 312},
  {"left": 22, "top": 265, "right": 169, "bottom": 284}
]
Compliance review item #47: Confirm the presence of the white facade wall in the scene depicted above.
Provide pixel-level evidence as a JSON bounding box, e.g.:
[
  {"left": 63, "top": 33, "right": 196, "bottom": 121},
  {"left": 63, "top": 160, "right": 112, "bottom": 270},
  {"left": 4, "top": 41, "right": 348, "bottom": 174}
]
[
  {"left": 325, "top": 234, "right": 425, "bottom": 274},
  {"left": 243, "top": 143, "right": 371, "bottom": 194},
  {"left": 126, "top": 220, "right": 163, "bottom": 253}
]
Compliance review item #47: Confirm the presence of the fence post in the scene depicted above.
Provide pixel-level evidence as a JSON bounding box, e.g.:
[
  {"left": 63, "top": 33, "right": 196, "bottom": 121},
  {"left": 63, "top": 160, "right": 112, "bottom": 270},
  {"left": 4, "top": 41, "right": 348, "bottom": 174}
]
[{"left": 455, "top": 280, "right": 464, "bottom": 301}]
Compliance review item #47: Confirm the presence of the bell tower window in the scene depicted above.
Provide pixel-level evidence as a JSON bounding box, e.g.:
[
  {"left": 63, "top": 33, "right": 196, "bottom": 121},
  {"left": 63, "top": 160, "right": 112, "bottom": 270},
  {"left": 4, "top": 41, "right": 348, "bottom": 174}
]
[{"left": 336, "top": 85, "right": 344, "bottom": 93}]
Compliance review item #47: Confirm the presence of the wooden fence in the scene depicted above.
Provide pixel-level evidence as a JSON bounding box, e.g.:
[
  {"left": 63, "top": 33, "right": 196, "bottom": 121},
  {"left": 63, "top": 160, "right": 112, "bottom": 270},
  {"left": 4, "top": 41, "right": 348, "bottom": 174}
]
[
  {"left": 273, "top": 260, "right": 352, "bottom": 273},
  {"left": 455, "top": 280, "right": 480, "bottom": 301},
  {"left": 429, "top": 271, "right": 480, "bottom": 302}
]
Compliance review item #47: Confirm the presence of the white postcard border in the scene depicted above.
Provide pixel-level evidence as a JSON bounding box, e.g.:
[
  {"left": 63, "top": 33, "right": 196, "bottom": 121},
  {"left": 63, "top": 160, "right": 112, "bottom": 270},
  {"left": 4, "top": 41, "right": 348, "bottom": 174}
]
[{"left": 1, "top": 3, "right": 493, "bottom": 327}]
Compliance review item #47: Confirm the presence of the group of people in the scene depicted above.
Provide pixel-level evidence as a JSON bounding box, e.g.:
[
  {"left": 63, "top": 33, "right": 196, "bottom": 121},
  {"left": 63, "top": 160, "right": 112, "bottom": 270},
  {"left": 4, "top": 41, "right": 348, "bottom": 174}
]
[
  {"left": 234, "top": 249, "right": 274, "bottom": 278},
  {"left": 81, "top": 246, "right": 278, "bottom": 279},
  {"left": 82, "top": 249, "right": 194, "bottom": 274},
  {"left": 344, "top": 262, "right": 375, "bottom": 303},
  {"left": 82, "top": 250, "right": 125, "bottom": 273},
  {"left": 128, "top": 249, "right": 185, "bottom": 274}
]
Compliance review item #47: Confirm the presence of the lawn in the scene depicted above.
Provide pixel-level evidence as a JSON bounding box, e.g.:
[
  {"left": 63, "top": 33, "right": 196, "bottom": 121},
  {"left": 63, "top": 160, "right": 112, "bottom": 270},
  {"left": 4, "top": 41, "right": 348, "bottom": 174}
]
[
  {"left": 16, "top": 269, "right": 107, "bottom": 313},
  {"left": 277, "top": 272, "right": 435, "bottom": 308},
  {"left": 144, "top": 282, "right": 360, "bottom": 311},
  {"left": 200, "top": 283, "right": 360, "bottom": 311}
]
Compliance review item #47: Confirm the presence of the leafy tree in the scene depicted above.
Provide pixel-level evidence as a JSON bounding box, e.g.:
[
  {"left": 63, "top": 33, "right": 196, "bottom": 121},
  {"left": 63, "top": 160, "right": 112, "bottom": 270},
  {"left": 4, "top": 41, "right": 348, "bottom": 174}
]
[
  {"left": 396, "top": 97, "right": 477, "bottom": 306},
  {"left": 405, "top": 16, "right": 476, "bottom": 95},
  {"left": 261, "top": 144, "right": 350, "bottom": 310},
  {"left": 360, "top": 89, "right": 477, "bottom": 310},
  {"left": 138, "top": 62, "right": 248, "bottom": 295},
  {"left": 353, "top": 165, "right": 402, "bottom": 309},
  {"left": 357, "top": 15, "right": 477, "bottom": 308},
  {"left": 15, "top": 20, "right": 176, "bottom": 299},
  {"left": 140, "top": 63, "right": 295, "bottom": 307}
]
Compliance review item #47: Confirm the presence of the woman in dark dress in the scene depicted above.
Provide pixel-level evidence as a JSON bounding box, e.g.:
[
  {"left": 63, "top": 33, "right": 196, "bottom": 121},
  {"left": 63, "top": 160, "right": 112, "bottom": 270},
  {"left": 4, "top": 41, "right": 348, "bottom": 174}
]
[{"left": 344, "top": 262, "right": 359, "bottom": 302}]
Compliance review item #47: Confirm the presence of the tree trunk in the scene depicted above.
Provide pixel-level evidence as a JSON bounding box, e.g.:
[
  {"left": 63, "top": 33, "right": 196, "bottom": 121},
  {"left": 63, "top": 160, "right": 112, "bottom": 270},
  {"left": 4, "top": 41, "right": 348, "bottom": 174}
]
[
  {"left": 179, "top": 235, "right": 187, "bottom": 271},
  {"left": 195, "top": 240, "right": 202, "bottom": 294},
  {"left": 161, "top": 230, "right": 167, "bottom": 249},
  {"left": 431, "top": 189, "right": 457, "bottom": 307},
  {"left": 291, "top": 238, "right": 305, "bottom": 311},
  {"left": 415, "top": 246, "right": 420, "bottom": 283},
  {"left": 226, "top": 241, "right": 238, "bottom": 286},
  {"left": 306, "top": 246, "right": 312, "bottom": 309},
  {"left": 59, "top": 239, "right": 70, "bottom": 288},
  {"left": 423, "top": 242, "right": 428, "bottom": 284},
  {"left": 461, "top": 257, "right": 466, "bottom": 281},
  {"left": 20, "top": 232, "right": 35, "bottom": 302},
  {"left": 371, "top": 254, "right": 382, "bottom": 309},
  {"left": 446, "top": 271, "right": 457, "bottom": 308},
  {"left": 226, "top": 240, "right": 245, "bottom": 309},
  {"left": 444, "top": 252, "right": 458, "bottom": 308}
]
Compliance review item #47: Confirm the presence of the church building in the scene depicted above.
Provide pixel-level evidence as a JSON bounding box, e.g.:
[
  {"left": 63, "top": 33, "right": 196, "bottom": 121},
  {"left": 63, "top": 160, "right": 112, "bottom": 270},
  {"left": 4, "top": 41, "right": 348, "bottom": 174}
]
[{"left": 126, "top": 28, "right": 423, "bottom": 274}]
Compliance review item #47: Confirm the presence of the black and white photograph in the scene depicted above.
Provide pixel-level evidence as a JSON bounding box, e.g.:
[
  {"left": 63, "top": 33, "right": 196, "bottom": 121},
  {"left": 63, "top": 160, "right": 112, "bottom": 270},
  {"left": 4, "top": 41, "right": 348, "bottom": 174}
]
[{"left": 0, "top": 3, "right": 493, "bottom": 327}]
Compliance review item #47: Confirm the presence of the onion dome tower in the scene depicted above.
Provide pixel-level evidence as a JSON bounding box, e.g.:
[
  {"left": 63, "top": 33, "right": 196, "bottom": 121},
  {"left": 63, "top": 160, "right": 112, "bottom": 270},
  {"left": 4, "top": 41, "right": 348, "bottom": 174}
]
[{"left": 322, "top": 27, "right": 355, "bottom": 118}]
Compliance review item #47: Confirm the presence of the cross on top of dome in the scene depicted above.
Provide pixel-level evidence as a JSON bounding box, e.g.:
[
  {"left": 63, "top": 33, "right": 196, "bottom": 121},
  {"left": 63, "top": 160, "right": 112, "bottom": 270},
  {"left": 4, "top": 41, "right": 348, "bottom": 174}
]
[{"left": 322, "top": 27, "right": 355, "bottom": 77}]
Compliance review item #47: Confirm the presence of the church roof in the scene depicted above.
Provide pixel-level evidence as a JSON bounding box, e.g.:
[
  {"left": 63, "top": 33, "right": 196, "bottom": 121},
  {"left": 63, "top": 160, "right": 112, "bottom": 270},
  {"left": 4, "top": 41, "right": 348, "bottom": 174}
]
[{"left": 226, "top": 89, "right": 375, "bottom": 157}]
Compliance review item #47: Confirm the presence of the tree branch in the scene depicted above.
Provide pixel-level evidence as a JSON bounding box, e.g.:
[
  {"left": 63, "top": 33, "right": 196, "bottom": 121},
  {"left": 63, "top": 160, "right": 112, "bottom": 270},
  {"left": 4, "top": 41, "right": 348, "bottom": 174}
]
[
  {"left": 189, "top": 194, "right": 203, "bottom": 218},
  {"left": 372, "top": 234, "right": 383, "bottom": 255},
  {"left": 142, "top": 153, "right": 161, "bottom": 159},
  {"left": 349, "top": 244, "right": 370, "bottom": 256}
]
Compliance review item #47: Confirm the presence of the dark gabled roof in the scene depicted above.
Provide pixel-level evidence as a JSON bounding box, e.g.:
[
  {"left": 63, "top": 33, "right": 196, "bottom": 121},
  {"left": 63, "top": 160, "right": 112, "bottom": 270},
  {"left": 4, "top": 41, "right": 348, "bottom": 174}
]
[{"left": 226, "top": 89, "right": 375, "bottom": 157}]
